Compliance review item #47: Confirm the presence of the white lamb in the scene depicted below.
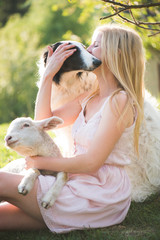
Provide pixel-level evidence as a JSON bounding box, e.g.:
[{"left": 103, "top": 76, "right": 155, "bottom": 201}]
[{"left": 3, "top": 116, "right": 68, "bottom": 209}]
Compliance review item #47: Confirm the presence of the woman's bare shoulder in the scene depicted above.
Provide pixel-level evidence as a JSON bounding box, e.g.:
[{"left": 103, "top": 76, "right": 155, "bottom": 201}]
[{"left": 109, "top": 90, "right": 134, "bottom": 128}]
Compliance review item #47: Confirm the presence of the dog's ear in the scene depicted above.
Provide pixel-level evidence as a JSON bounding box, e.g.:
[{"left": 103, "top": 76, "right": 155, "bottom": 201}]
[
  {"left": 43, "top": 50, "right": 49, "bottom": 67},
  {"left": 43, "top": 42, "right": 62, "bottom": 67}
]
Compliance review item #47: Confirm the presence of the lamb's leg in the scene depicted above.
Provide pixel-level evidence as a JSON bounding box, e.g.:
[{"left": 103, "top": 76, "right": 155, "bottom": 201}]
[
  {"left": 41, "top": 172, "right": 67, "bottom": 209},
  {"left": 18, "top": 168, "right": 40, "bottom": 195}
]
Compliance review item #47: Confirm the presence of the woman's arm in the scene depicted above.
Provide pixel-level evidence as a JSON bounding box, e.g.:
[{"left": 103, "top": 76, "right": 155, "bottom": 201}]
[
  {"left": 51, "top": 92, "right": 88, "bottom": 128},
  {"left": 35, "top": 83, "right": 87, "bottom": 128},
  {"left": 27, "top": 92, "right": 133, "bottom": 173},
  {"left": 34, "top": 43, "right": 77, "bottom": 121}
]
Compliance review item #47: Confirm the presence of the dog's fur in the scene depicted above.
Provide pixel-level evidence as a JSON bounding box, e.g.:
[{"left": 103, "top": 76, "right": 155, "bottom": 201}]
[{"left": 39, "top": 40, "right": 160, "bottom": 202}]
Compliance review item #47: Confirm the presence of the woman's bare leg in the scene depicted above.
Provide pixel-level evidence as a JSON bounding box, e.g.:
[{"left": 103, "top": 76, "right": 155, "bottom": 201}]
[
  {"left": 0, "top": 202, "right": 47, "bottom": 230},
  {"left": 0, "top": 171, "right": 47, "bottom": 230}
]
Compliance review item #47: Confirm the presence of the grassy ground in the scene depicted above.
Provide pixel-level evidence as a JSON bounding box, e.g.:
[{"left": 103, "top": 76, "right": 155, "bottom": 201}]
[{"left": 0, "top": 123, "right": 160, "bottom": 240}]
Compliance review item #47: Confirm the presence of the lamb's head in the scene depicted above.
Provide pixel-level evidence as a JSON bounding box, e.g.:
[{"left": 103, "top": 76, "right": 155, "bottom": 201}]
[{"left": 5, "top": 116, "right": 63, "bottom": 156}]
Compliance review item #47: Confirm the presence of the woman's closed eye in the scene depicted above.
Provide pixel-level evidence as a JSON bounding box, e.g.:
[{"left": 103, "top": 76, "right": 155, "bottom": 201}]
[{"left": 94, "top": 41, "right": 99, "bottom": 47}]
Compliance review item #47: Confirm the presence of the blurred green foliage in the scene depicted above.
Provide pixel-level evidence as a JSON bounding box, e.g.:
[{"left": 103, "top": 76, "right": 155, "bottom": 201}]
[
  {"left": 0, "top": 123, "right": 21, "bottom": 167},
  {"left": 0, "top": 0, "right": 159, "bottom": 123},
  {"left": 0, "top": 0, "right": 99, "bottom": 123},
  {"left": 0, "top": 0, "right": 31, "bottom": 27}
]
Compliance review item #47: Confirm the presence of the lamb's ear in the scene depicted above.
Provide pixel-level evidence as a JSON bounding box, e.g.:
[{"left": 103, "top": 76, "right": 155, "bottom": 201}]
[{"left": 35, "top": 117, "right": 64, "bottom": 131}]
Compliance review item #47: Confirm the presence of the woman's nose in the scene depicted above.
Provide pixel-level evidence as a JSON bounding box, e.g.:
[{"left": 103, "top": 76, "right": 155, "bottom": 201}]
[{"left": 87, "top": 45, "right": 92, "bottom": 54}]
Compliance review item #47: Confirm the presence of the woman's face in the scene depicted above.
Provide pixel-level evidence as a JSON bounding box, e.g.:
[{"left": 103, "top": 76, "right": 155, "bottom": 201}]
[{"left": 87, "top": 33, "right": 102, "bottom": 60}]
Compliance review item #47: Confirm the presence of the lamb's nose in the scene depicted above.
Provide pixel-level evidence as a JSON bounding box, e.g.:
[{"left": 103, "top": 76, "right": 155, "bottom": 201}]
[{"left": 5, "top": 135, "right": 12, "bottom": 144}]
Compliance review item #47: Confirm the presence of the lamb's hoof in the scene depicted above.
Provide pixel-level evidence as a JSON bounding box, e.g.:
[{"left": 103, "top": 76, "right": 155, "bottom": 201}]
[
  {"left": 41, "top": 201, "right": 50, "bottom": 209},
  {"left": 41, "top": 199, "right": 56, "bottom": 209},
  {"left": 18, "top": 186, "right": 28, "bottom": 195}
]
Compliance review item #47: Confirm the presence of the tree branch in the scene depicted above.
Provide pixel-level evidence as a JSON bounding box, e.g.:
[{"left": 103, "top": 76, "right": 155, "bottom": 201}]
[
  {"left": 138, "top": 21, "right": 160, "bottom": 26},
  {"left": 100, "top": 7, "right": 126, "bottom": 19},
  {"left": 100, "top": 0, "right": 160, "bottom": 36},
  {"left": 148, "top": 31, "right": 160, "bottom": 37},
  {"left": 118, "top": 13, "right": 160, "bottom": 32},
  {"left": 101, "top": 0, "right": 160, "bottom": 10}
]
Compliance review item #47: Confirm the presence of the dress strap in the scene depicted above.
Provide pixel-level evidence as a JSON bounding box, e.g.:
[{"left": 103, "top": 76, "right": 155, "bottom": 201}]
[
  {"left": 99, "top": 90, "right": 126, "bottom": 114},
  {"left": 99, "top": 95, "right": 112, "bottom": 114},
  {"left": 81, "top": 94, "right": 97, "bottom": 110}
]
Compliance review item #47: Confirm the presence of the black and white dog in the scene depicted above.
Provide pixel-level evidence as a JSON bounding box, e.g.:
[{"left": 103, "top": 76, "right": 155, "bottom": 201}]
[
  {"left": 39, "top": 41, "right": 101, "bottom": 108},
  {"left": 39, "top": 41, "right": 101, "bottom": 157},
  {"left": 43, "top": 41, "right": 101, "bottom": 85},
  {"left": 39, "top": 40, "right": 160, "bottom": 202}
]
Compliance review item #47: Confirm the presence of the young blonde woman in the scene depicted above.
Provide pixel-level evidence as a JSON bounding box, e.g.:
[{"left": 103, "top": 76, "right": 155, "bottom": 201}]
[{"left": 0, "top": 24, "right": 145, "bottom": 232}]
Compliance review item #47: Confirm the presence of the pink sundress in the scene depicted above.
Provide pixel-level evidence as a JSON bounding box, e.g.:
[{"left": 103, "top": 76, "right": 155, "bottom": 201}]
[{"left": 37, "top": 96, "right": 133, "bottom": 233}]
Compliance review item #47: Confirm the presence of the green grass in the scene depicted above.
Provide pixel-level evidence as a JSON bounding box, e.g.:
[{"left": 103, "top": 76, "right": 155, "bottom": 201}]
[
  {"left": 0, "top": 123, "right": 160, "bottom": 240},
  {"left": 0, "top": 123, "right": 21, "bottom": 168}
]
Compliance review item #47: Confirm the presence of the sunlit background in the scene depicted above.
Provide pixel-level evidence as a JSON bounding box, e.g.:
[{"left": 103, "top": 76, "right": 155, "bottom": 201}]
[{"left": 0, "top": 0, "right": 159, "bottom": 124}]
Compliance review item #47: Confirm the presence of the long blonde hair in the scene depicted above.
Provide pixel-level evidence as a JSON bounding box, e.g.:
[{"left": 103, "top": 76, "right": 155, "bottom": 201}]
[{"left": 92, "top": 24, "right": 145, "bottom": 154}]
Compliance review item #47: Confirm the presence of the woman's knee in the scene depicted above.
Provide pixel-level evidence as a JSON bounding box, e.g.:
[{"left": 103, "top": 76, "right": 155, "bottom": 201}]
[
  {"left": 0, "top": 171, "right": 8, "bottom": 190},
  {"left": 0, "top": 171, "right": 22, "bottom": 199},
  {"left": 0, "top": 172, "right": 43, "bottom": 223},
  {"left": 0, "top": 171, "right": 9, "bottom": 197}
]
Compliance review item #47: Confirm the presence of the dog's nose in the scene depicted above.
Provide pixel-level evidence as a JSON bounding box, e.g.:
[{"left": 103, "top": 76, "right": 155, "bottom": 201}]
[{"left": 93, "top": 58, "right": 102, "bottom": 68}]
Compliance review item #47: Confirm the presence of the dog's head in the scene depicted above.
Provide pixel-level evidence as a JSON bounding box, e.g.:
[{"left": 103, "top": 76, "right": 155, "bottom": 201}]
[{"left": 43, "top": 41, "right": 102, "bottom": 84}]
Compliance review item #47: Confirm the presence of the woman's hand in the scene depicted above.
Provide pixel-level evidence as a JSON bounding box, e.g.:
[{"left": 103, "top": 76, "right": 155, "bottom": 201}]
[
  {"left": 44, "top": 43, "right": 77, "bottom": 79},
  {"left": 25, "top": 156, "right": 50, "bottom": 170},
  {"left": 25, "top": 156, "right": 38, "bottom": 170}
]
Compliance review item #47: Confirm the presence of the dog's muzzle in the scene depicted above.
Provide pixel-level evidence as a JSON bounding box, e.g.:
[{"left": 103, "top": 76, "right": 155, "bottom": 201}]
[
  {"left": 92, "top": 58, "right": 102, "bottom": 69},
  {"left": 87, "top": 57, "right": 101, "bottom": 71}
]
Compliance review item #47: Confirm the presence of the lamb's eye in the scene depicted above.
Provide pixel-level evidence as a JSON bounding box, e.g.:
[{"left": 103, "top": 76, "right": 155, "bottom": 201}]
[{"left": 23, "top": 123, "right": 30, "bottom": 128}]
